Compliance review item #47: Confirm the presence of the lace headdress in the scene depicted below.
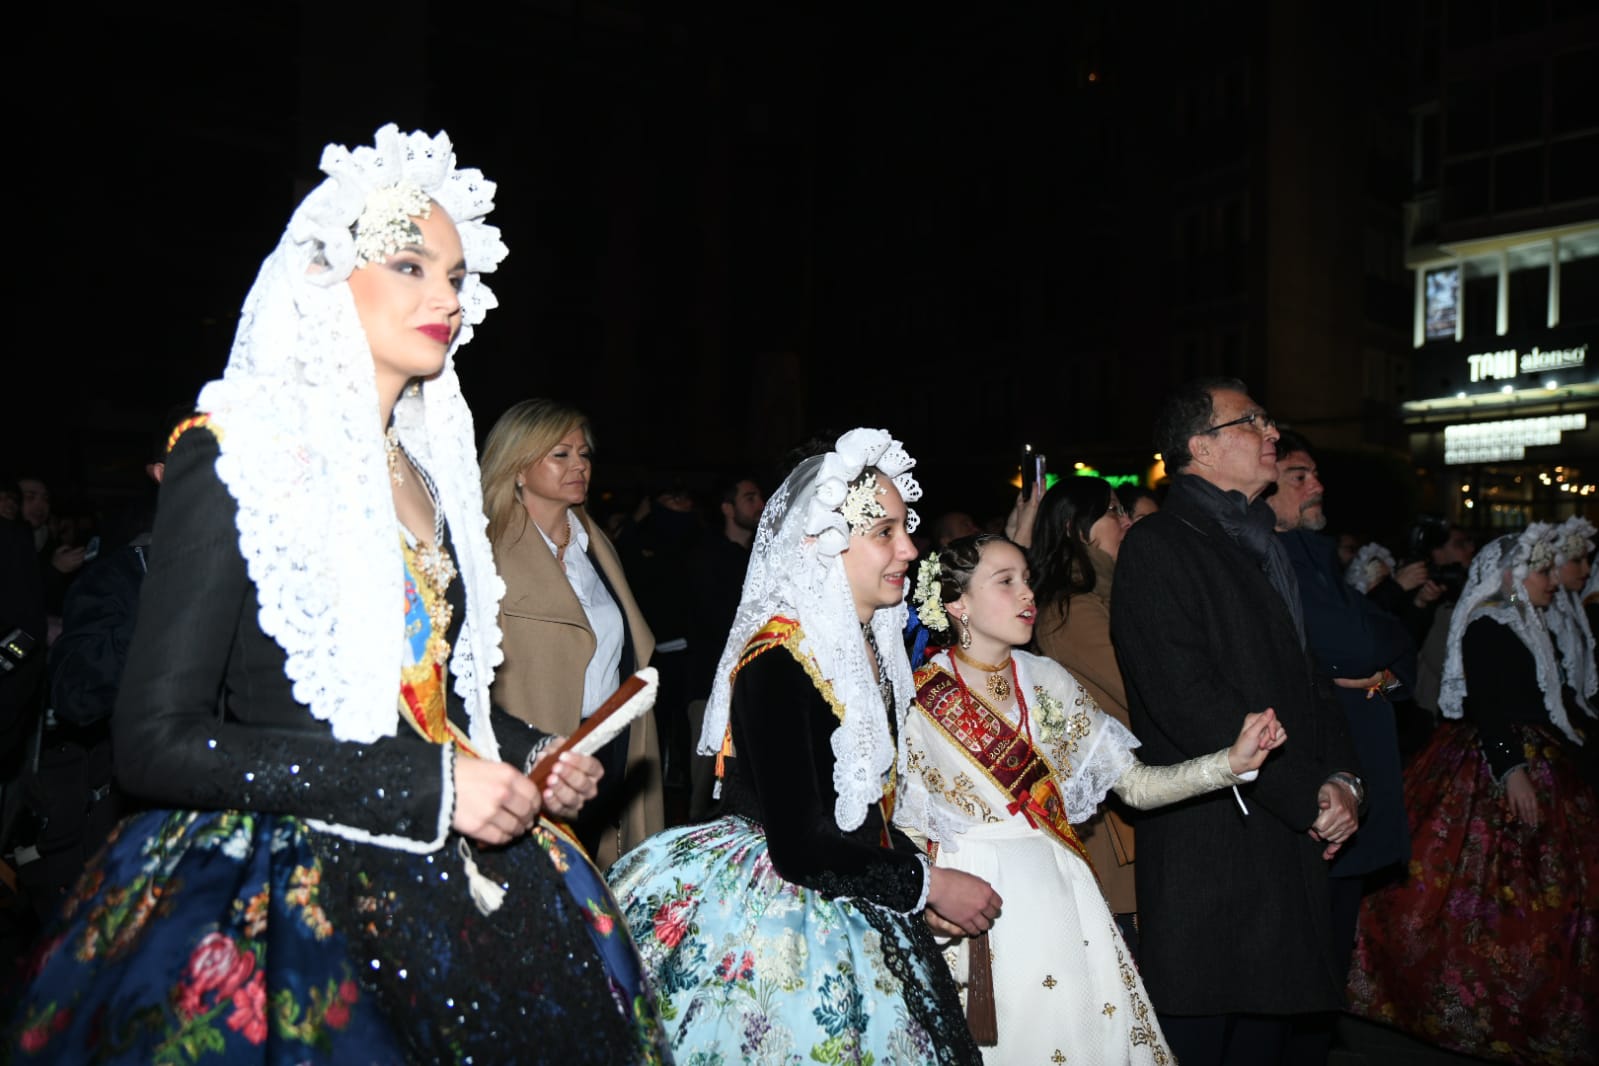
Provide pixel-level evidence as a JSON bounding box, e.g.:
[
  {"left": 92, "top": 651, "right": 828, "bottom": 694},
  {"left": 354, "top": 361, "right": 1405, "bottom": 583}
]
[
  {"left": 1344, "top": 542, "right": 1396, "bottom": 594},
  {"left": 1439, "top": 524, "right": 1576, "bottom": 741},
  {"left": 1547, "top": 516, "right": 1597, "bottom": 716},
  {"left": 698, "top": 428, "right": 922, "bottom": 832},
  {"left": 195, "top": 125, "right": 509, "bottom": 757}
]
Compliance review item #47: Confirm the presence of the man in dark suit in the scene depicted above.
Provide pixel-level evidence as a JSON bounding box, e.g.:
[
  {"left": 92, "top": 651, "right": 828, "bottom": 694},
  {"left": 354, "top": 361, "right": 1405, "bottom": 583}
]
[
  {"left": 1268, "top": 430, "right": 1414, "bottom": 1064},
  {"left": 1111, "top": 378, "right": 1363, "bottom": 1066}
]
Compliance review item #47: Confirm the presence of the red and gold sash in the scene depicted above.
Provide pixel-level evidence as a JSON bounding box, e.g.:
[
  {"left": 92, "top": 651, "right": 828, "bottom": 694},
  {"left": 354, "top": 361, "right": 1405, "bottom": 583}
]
[{"left": 913, "top": 663, "right": 1092, "bottom": 872}]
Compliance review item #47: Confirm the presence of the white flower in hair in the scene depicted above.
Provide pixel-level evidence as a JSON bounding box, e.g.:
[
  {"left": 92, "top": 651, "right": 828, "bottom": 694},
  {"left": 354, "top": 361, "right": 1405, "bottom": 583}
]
[
  {"left": 1556, "top": 516, "right": 1596, "bottom": 565},
  {"left": 912, "top": 558, "right": 949, "bottom": 632},
  {"left": 1515, "top": 521, "right": 1557, "bottom": 578},
  {"left": 352, "top": 181, "right": 432, "bottom": 267}
]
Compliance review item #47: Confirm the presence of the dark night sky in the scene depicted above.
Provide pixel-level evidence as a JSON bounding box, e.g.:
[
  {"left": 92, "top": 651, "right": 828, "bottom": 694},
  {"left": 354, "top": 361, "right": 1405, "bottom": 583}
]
[{"left": 14, "top": 2, "right": 1420, "bottom": 526}]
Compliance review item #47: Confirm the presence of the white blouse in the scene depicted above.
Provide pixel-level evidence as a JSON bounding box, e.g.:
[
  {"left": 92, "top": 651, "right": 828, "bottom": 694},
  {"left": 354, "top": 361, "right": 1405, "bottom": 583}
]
[{"left": 538, "top": 510, "right": 625, "bottom": 719}]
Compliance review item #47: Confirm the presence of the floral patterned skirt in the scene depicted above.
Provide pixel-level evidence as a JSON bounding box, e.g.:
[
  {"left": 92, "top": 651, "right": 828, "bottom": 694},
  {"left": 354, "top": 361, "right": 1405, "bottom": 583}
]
[
  {"left": 608, "top": 815, "right": 951, "bottom": 1065},
  {"left": 9, "top": 810, "right": 400, "bottom": 1063},
  {"left": 1347, "top": 722, "right": 1598, "bottom": 1065},
  {"left": 9, "top": 809, "right": 668, "bottom": 1065}
]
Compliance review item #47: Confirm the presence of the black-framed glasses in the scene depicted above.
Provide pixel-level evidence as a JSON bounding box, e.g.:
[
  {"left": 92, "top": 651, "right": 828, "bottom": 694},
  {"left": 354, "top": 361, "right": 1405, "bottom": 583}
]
[{"left": 1204, "top": 410, "right": 1275, "bottom": 434}]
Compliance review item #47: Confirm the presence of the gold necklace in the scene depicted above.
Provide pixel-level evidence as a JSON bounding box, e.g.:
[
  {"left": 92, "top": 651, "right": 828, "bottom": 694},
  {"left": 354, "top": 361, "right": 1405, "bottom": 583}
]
[
  {"left": 385, "top": 425, "right": 405, "bottom": 486},
  {"left": 550, "top": 514, "right": 573, "bottom": 561},
  {"left": 952, "top": 646, "right": 1013, "bottom": 701}
]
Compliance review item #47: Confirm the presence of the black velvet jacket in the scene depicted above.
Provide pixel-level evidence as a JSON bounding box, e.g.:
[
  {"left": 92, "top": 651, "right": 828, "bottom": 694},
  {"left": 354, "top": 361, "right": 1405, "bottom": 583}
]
[
  {"left": 1462, "top": 615, "right": 1559, "bottom": 781},
  {"left": 717, "top": 643, "right": 925, "bottom": 911},
  {"left": 112, "top": 428, "right": 549, "bottom": 847}
]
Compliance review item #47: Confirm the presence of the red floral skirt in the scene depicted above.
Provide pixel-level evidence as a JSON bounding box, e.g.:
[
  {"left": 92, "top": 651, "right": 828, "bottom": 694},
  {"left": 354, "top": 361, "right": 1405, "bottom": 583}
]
[{"left": 1347, "top": 721, "right": 1598, "bottom": 1064}]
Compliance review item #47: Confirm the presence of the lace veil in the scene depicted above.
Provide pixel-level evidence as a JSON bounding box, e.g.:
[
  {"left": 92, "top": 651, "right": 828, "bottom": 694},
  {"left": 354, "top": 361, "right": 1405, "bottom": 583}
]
[
  {"left": 697, "top": 428, "right": 922, "bottom": 832},
  {"left": 194, "top": 125, "right": 509, "bottom": 758},
  {"left": 1548, "top": 516, "right": 1597, "bottom": 716},
  {"left": 1439, "top": 524, "right": 1575, "bottom": 742}
]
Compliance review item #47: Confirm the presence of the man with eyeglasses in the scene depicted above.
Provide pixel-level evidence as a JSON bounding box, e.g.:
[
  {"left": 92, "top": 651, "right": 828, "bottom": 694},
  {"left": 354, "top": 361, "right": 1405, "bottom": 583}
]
[{"left": 1110, "top": 377, "right": 1364, "bottom": 1066}]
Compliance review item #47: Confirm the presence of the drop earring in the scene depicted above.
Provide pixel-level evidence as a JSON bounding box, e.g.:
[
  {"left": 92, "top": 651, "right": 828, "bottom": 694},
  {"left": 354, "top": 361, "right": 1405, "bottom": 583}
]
[{"left": 959, "top": 612, "right": 972, "bottom": 650}]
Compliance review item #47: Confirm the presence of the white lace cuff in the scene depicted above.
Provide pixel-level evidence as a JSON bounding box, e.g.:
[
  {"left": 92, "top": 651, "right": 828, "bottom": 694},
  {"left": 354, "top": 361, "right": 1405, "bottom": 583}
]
[
  {"left": 911, "top": 852, "right": 932, "bottom": 914},
  {"left": 306, "top": 742, "right": 454, "bottom": 854}
]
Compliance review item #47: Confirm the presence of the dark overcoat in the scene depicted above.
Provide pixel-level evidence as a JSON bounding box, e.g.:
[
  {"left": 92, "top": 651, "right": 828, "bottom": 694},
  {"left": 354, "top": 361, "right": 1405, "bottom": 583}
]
[
  {"left": 1110, "top": 488, "right": 1359, "bottom": 1016},
  {"left": 1281, "top": 529, "right": 1414, "bottom": 879}
]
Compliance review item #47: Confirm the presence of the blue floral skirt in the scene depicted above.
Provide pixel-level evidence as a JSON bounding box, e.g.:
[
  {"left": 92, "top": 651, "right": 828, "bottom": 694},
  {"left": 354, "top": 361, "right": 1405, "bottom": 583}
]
[
  {"left": 10, "top": 809, "right": 668, "bottom": 1064},
  {"left": 608, "top": 815, "right": 947, "bottom": 1065}
]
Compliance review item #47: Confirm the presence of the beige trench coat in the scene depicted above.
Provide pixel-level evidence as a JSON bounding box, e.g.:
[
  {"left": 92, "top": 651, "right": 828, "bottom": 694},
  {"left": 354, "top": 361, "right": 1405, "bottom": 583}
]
[{"left": 491, "top": 508, "right": 663, "bottom": 870}]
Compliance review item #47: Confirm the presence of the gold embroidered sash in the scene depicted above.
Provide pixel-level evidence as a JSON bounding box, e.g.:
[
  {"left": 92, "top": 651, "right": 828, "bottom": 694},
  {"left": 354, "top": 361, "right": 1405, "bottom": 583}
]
[{"left": 913, "top": 665, "right": 1092, "bottom": 872}]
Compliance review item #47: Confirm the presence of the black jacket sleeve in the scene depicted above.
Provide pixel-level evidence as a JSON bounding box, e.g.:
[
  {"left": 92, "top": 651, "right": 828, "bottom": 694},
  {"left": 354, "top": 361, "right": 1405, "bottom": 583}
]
[
  {"left": 724, "top": 648, "right": 925, "bottom": 910},
  {"left": 112, "top": 428, "right": 452, "bottom": 847}
]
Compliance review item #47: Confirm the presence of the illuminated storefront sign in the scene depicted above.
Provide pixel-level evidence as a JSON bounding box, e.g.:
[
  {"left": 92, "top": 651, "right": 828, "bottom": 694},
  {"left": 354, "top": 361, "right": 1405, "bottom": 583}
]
[
  {"left": 1444, "top": 413, "right": 1588, "bottom": 464},
  {"left": 1466, "top": 343, "right": 1587, "bottom": 383}
]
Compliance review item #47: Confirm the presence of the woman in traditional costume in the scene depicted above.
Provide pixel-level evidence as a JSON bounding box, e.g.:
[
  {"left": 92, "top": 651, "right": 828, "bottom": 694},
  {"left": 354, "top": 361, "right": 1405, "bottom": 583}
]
[
  {"left": 608, "top": 429, "right": 1000, "bottom": 1065},
  {"left": 10, "top": 126, "right": 665, "bottom": 1064},
  {"left": 901, "top": 533, "right": 1287, "bottom": 1064},
  {"left": 1548, "top": 516, "right": 1597, "bottom": 720},
  {"left": 1348, "top": 525, "right": 1598, "bottom": 1065}
]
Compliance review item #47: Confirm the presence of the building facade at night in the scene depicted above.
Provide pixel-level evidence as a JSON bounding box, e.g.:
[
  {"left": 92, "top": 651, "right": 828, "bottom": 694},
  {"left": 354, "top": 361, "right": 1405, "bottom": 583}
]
[{"left": 1399, "top": 0, "right": 1598, "bottom": 528}]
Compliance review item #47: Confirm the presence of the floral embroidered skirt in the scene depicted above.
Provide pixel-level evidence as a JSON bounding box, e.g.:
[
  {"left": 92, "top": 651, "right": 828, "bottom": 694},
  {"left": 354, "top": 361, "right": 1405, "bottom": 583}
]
[
  {"left": 608, "top": 815, "right": 952, "bottom": 1065},
  {"left": 9, "top": 809, "right": 668, "bottom": 1065},
  {"left": 1347, "top": 722, "right": 1598, "bottom": 1065}
]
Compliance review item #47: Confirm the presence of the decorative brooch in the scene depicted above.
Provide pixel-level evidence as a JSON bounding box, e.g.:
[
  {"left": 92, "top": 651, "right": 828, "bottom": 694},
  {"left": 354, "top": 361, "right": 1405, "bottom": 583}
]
[{"left": 1033, "top": 687, "right": 1067, "bottom": 744}]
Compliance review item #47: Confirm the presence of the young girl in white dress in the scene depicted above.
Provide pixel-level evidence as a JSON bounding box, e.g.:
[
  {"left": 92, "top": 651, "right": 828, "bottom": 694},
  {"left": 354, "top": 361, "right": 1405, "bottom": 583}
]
[{"left": 899, "top": 533, "right": 1287, "bottom": 1064}]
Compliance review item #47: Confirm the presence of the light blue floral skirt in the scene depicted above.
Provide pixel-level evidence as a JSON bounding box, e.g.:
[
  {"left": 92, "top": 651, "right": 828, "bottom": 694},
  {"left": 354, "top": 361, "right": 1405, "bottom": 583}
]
[{"left": 609, "top": 815, "right": 948, "bottom": 1066}]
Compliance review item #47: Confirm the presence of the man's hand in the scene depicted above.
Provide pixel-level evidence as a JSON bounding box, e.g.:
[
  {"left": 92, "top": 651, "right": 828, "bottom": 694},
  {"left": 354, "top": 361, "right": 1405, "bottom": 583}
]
[
  {"left": 1309, "top": 780, "right": 1359, "bottom": 860},
  {"left": 1392, "top": 560, "right": 1429, "bottom": 592},
  {"left": 1332, "top": 672, "right": 1384, "bottom": 691},
  {"left": 51, "top": 545, "right": 87, "bottom": 575},
  {"left": 1413, "top": 580, "right": 1444, "bottom": 609}
]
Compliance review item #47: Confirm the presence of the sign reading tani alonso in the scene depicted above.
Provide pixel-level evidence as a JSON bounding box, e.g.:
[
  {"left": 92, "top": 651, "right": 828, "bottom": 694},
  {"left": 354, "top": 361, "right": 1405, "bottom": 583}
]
[{"left": 1467, "top": 343, "right": 1587, "bottom": 383}]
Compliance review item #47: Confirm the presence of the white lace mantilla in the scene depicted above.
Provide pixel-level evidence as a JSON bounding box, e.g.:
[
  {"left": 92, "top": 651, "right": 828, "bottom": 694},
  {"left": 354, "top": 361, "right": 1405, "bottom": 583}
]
[
  {"left": 197, "top": 126, "right": 508, "bottom": 756},
  {"left": 1439, "top": 527, "right": 1576, "bottom": 743},
  {"left": 699, "top": 429, "right": 922, "bottom": 833}
]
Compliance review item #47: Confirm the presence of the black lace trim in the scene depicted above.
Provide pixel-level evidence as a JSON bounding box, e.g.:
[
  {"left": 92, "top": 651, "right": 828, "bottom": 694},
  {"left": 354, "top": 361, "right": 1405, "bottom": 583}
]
[{"left": 857, "top": 903, "right": 984, "bottom": 1066}]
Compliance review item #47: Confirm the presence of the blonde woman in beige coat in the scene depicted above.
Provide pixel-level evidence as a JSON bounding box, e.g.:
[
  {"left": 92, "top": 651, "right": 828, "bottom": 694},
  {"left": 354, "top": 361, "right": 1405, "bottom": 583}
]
[{"left": 482, "top": 399, "right": 663, "bottom": 869}]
